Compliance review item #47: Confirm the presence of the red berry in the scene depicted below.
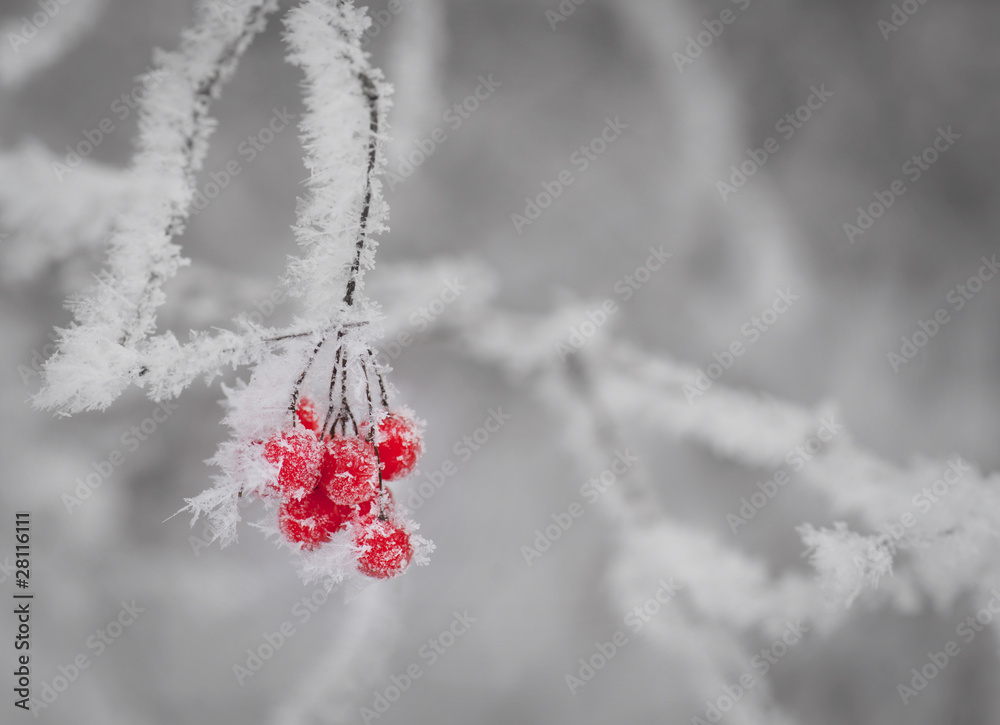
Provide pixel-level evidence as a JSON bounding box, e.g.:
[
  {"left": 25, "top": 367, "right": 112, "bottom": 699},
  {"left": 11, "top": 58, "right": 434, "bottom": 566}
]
[
  {"left": 355, "top": 519, "right": 413, "bottom": 579},
  {"left": 355, "top": 488, "right": 395, "bottom": 523},
  {"left": 375, "top": 413, "right": 423, "bottom": 481},
  {"left": 278, "top": 487, "right": 352, "bottom": 550},
  {"left": 278, "top": 516, "right": 326, "bottom": 550},
  {"left": 320, "top": 436, "right": 380, "bottom": 505},
  {"left": 263, "top": 429, "right": 323, "bottom": 499},
  {"left": 296, "top": 396, "right": 322, "bottom": 432}
]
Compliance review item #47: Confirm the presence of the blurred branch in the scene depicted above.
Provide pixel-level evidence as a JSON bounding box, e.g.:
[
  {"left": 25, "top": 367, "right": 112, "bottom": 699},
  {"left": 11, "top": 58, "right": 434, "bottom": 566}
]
[
  {"left": 457, "top": 299, "right": 1000, "bottom": 616},
  {"left": 0, "top": 0, "right": 110, "bottom": 90}
]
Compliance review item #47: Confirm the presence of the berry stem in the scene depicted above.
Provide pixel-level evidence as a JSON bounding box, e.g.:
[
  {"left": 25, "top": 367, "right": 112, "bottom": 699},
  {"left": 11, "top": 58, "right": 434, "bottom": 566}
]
[
  {"left": 340, "top": 345, "right": 358, "bottom": 435},
  {"left": 261, "top": 320, "right": 367, "bottom": 344},
  {"left": 361, "top": 354, "right": 388, "bottom": 518},
  {"left": 366, "top": 347, "right": 390, "bottom": 409},
  {"left": 362, "top": 354, "right": 375, "bottom": 421},
  {"left": 289, "top": 336, "right": 327, "bottom": 427},
  {"left": 324, "top": 337, "right": 345, "bottom": 436},
  {"left": 324, "top": 334, "right": 359, "bottom": 438}
]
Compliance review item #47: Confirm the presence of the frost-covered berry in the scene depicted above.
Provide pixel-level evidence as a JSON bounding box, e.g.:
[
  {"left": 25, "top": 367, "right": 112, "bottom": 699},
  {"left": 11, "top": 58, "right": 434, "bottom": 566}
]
[
  {"left": 279, "top": 515, "right": 326, "bottom": 550},
  {"left": 355, "top": 519, "right": 413, "bottom": 579},
  {"left": 375, "top": 413, "right": 423, "bottom": 481},
  {"left": 296, "top": 396, "right": 321, "bottom": 433},
  {"left": 355, "top": 488, "right": 395, "bottom": 523},
  {"left": 279, "top": 487, "right": 352, "bottom": 550},
  {"left": 263, "top": 429, "right": 323, "bottom": 499},
  {"left": 320, "top": 436, "right": 380, "bottom": 505}
]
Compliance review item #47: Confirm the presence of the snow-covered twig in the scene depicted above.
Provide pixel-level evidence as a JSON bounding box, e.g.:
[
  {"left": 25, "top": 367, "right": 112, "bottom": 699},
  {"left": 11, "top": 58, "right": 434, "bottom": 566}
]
[
  {"left": 173, "top": 1, "right": 434, "bottom": 587},
  {"left": 463, "top": 311, "right": 814, "bottom": 723},
  {"left": 603, "top": 342, "right": 1000, "bottom": 611},
  {"left": 459, "top": 301, "right": 1000, "bottom": 615},
  {"left": 34, "top": 0, "right": 279, "bottom": 414},
  {"left": 281, "top": 0, "right": 389, "bottom": 320}
]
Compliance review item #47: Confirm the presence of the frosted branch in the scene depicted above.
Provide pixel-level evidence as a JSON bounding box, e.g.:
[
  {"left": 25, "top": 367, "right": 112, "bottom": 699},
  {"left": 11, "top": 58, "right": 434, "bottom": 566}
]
[
  {"left": 281, "top": 0, "right": 390, "bottom": 322},
  {"left": 457, "top": 304, "right": 1000, "bottom": 612},
  {"left": 34, "top": 0, "right": 279, "bottom": 414}
]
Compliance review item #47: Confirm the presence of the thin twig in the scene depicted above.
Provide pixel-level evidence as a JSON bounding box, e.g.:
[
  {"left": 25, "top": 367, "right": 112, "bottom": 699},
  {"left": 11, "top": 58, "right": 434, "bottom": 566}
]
[{"left": 343, "top": 69, "right": 380, "bottom": 308}]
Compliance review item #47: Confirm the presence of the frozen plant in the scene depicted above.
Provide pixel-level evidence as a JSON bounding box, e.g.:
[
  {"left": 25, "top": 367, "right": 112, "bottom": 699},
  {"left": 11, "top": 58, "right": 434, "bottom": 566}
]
[
  {"left": 452, "top": 295, "right": 999, "bottom": 723},
  {"left": 29, "top": 0, "right": 433, "bottom": 586}
]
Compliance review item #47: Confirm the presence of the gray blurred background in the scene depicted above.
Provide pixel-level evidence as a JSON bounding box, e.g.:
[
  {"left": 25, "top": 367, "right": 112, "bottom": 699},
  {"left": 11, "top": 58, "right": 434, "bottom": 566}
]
[{"left": 1, "top": 0, "right": 1000, "bottom": 723}]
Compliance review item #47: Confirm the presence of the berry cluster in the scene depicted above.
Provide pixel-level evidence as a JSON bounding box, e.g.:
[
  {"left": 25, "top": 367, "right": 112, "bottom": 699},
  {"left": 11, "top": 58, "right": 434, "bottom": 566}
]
[{"left": 260, "top": 397, "right": 423, "bottom": 579}]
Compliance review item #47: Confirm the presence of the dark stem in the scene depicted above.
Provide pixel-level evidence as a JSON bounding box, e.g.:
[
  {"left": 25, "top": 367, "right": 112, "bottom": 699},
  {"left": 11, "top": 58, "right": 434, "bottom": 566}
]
[
  {"left": 366, "top": 348, "right": 390, "bottom": 408},
  {"left": 342, "top": 70, "right": 380, "bottom": 308},
  {"left": 339, "top": 344, "right": 357, "bottom": 435},
  {"left": 263, "top": 321, "right": 367, "bottom": 344},
  {"left": 361, "top": 354, "right": 388, "bottom": 518},
  {"left": 324, "top": 331, "right": 360, "bottom": 437},
  {"left": 289, "top": 337, "right": 326, "bottom": 426},
  {"left": 325, "top": 340, "right": 344, "bottom": 436},
  {"left": 362, "top": 357, "right": 375, "bottom": 427}
]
